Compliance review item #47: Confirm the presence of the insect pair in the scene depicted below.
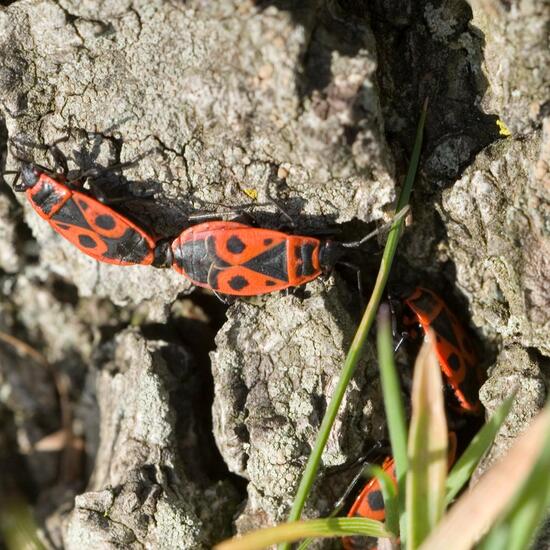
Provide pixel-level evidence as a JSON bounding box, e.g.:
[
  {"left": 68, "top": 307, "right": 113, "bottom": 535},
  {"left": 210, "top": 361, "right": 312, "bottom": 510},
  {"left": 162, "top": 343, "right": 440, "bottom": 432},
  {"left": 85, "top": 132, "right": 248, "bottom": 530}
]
[
  {"left": 6, "top": 141, "right": 408, "bottom": 298},
  {"left": 340, "top": 287, "right": 485, "bottom": 549}
]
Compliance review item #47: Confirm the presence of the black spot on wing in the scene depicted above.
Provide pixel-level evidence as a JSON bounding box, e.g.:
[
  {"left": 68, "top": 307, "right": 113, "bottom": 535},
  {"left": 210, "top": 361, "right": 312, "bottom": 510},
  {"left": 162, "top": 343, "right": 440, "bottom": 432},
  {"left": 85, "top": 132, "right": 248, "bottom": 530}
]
[
  {"left": 55, "top": 223, "right": 71, "bottom": 231},
  {"left": 367, "top": 490, "right": 385, "bottom": 512},
  {"left": 430, "top": 309, "right": 460, "bottom": 348},
  {"left": 78, "top": 199, "right": 89, "bottom": 210},
  {"left": 294, "top": 243, "right": 316, "bottom": 277},
  {"left": 95, "top": 214, "right": 116, "bottom": 230},
  {"left": 50, "top": 198, "right": 150, "bottom": 263},
  {"left": 32, "top": 181, "right": 66, "bottom": 215},
  {"left": 206, "top": 235, "right": 232, "bottom": 288},
  {"left": 447, "top": 352, "right": 461, "bottom": 372},
  {"left": 243, "top": 241, "right": 288, "bottom": 282},
  {"left": 229, "top": 275, "right": 249, "bottom": 291},
  {"left": 263, "top": 238, "right": 273, "bottom": 245},
  {"left": 78, "top": 235, "right": 97, "bottom": 249},
  {"left": 51, "top": 198, "right": 92, "bottom": 230},
  {"left": 265, "top": 280, "right": 277, "bottom": 286},
  {"left": 227, "top": 235, "right": 246, "bottom": 254}
]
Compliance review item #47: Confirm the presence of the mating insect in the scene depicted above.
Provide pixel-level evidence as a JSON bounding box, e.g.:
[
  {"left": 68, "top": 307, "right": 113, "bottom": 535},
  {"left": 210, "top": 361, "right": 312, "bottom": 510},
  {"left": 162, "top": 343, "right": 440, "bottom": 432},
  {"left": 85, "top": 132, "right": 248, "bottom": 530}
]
[
  {"left": 7, "top": 140, "right": 161, "bottom": 266},
  {"left": 169, "top": 211, "right": 408, "bottom": 297}
]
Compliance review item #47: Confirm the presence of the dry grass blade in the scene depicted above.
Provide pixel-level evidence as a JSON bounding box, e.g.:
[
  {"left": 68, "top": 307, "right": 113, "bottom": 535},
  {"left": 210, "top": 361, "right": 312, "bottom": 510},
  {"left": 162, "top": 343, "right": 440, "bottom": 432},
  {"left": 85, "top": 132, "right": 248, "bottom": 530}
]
[
  {"left": 0, "top": 331, "right": 49, "bottom": 367},
  {"left": 0, "top": 330, "right": 80, "bottom": 481},
  {"left": 0, "top": 493, "right": 46, "bottom": 550},
  {"left": 420, "top": 406, "right": 550, "bottom": 550},
  {"left": 407, "top": 331, "right": 448, "bottom": 549},
  {"left": 214, "top": 517, "right": 391, "bottom": 550}
]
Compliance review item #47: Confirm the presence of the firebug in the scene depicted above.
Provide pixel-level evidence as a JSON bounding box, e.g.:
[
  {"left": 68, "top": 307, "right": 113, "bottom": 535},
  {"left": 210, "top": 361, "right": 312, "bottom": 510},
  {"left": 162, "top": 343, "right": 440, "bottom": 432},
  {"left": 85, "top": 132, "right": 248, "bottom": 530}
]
[
  {"left": 343, "top": 433, "right": 457, "bottom": 550},
  {"left": 168, "top": 210, "right": 408, "bottom": 297},
  {"left": 401, "top": 287, "right": 483, "bottom": 415},
  {"left": 7, "top": 139, "right": 162, "bottom": 266}
]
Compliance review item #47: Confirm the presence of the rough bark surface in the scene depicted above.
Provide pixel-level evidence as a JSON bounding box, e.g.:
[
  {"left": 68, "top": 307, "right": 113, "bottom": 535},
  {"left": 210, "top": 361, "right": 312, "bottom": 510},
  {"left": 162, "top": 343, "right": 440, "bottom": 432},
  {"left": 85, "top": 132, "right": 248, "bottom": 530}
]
[
  {"left": 211, "top": 278, "right": 381, "bottom": 530},
  {"left": 0, "top": 0, "right": 548, "bottom": 548},
  {"left": 469, "top": 0, "right": 550, "bottom": 135},
  {"left": 474, "top": 345, "right": 548, "bottom": 479},
  {"left": 64, "top": 331, "right": 238, "bottom": 549},
  {"left": 441, "top": 135, "right": 549, "bottom": 355}
]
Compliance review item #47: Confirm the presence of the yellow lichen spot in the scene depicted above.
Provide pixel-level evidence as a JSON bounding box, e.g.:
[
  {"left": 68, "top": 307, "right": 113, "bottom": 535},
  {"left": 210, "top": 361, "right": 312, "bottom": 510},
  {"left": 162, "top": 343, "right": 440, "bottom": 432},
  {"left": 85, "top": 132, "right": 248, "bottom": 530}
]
[
  {"left": 242, "top": 188, "right": 258, "bottom": 200},
  {"left": 496, "top": 119, "right": 512, "bottom": 137}
]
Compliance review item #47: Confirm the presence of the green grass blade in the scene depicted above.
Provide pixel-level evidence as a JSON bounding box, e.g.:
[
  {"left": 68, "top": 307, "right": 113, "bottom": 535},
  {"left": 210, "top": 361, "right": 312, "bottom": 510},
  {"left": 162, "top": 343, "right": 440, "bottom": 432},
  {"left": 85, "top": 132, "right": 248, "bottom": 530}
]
[
  {"left": 370, "top": 464, "right": 399, "bottom": 536},
  {"left": 376, "top": 303, "right": 408, "bottom": 538},
  {"left": 0, "top": 493, "right": 46, "bottom": 550},
  {"left": 281, "top": 100, "right": 428, "bottom": 550},
  {"left": 215, "top": 517, "right": 392, "bottom": 550},
  {"left": 479, "top": 529, "right": 508, "bottom": 550},
  {"left": 296, "top": 462, "right": 398, "bottom": 550},
  {"left": 298, "top": 464, "right": 400, "bottom": 550},
  {"left": 295, "top": 486, "right": 348, "bottom": 550},
  {"left": 479, "top": 401, "right": 550, "bottom": 550},
  {"left": 296, "top": 535, "right": 314, "bottom": 550},
  {"left": 407, "top": 334, "right": 449, "bottom": 549},
  {"left": 396, "top": 98, "right": 429, "bottom": 211},
  {"left": 445, "top": 392, "right": 516, "bottom": 506}
]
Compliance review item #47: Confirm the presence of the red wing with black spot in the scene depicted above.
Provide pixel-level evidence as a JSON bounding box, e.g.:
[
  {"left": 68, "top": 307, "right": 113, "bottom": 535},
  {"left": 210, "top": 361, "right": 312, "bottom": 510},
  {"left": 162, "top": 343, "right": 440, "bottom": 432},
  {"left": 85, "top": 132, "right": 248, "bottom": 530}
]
[
  {"left": 342, "top": 457, "right": 396, "bottom": 550},
  {"left": 348, "top": 457, "right": 396, "bottom": 522},
  {"left": 27, "top": 173, "right": 155, "bottom": 266},
  {"left": 170, "top": 221, "right": 322, "bottom": 295},
  {"left": 404, "top": 287, "right": 482, "bottom": 415},
  {"left": 342, "top": 434, "right": 458, "bottom": 550}
]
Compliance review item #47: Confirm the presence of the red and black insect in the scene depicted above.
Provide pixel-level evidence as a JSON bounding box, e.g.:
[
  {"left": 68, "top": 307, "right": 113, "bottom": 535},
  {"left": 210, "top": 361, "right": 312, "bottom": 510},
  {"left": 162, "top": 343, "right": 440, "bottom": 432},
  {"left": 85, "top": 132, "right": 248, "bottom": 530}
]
[
  {"left": 400, "top": 287, "right": 483, "bottom": 415},
  {"left": 169, "top": 220, "right": 327, "bottom": 295},
  {"left": 10, "top": 157, "right": 161, "bottom": 266},
  {"left": 343, "top": 433, "right": 457, "bottom": 550},
  {"left": 347, "top": 455, "right": 396, "bottom": 524},
  {"left": 168, "top": 214, "right": 405, "bottom": 296},
  {"left": 342, "top": 456, "right": 396, "bottom": 550}
]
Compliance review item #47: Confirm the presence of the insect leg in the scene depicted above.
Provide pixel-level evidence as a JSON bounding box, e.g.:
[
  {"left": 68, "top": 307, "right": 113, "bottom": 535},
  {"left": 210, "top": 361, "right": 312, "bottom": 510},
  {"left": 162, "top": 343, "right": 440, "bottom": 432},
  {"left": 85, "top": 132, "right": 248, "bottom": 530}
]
[
  {"left": 338, "top": 261, "right": 364, "bottom": 306},
  {"left": 48, "top": 144, "right": 69, "bottom": 177},
  {"left": 263, "top": 183, "right": 295, "bottom": 227},
  {"left": 206, "top": 262, "right": 235, "bottom": 304},
  {"left": 327, "top": 441, "right": 388, "bottom": 514},
  {"left": 187, "top": 210, "right": 254, "bottom": 224},
  {"left": 68, "top": 149, "right": 155, "bottom": 186}
]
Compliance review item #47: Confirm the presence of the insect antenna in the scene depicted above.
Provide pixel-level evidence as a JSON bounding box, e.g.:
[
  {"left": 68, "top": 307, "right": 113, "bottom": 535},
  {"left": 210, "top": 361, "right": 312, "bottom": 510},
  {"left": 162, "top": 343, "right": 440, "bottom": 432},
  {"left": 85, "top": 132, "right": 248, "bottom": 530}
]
[{"left": 340, "top": 205, "right": 410, "bottom": 248}]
